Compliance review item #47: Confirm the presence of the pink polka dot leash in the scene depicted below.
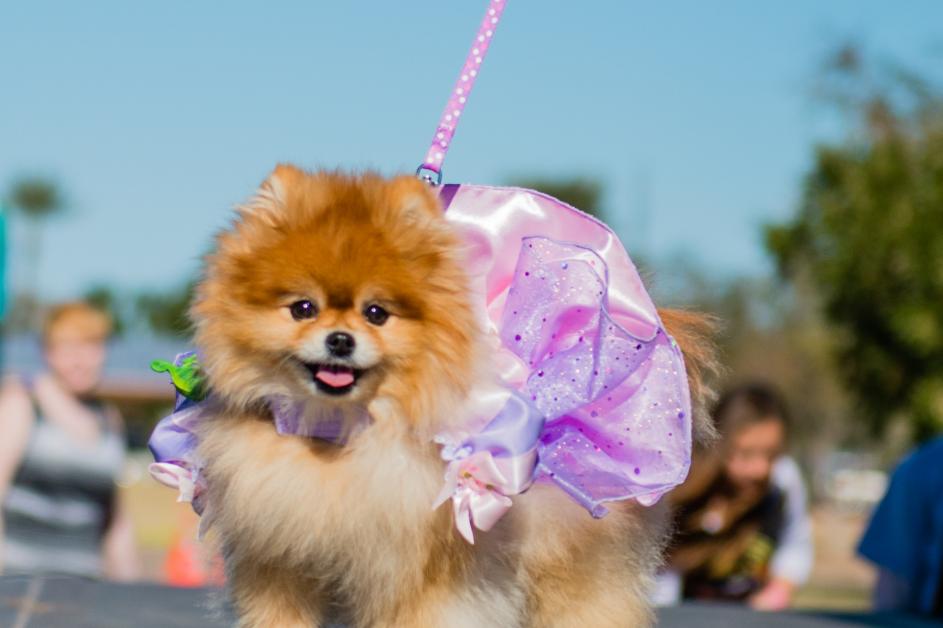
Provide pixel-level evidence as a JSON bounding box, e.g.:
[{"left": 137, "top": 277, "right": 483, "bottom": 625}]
[{"left": 417, "top": 0, "right": 507, "bottom": 185}]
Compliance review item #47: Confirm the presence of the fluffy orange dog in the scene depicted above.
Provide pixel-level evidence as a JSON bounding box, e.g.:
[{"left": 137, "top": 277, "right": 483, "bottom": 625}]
[{"left": 192, "top": 165, "right": 714, "bottom": 627}]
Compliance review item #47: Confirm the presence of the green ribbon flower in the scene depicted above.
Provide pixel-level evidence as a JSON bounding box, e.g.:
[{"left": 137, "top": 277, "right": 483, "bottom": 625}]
[{"left": 150, "top": 353, "right": 207, "bottom": 402}]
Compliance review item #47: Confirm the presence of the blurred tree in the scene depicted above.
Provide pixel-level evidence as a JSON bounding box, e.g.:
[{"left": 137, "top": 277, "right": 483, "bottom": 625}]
[
  {"left": 653, "top": 260, "right": 853, "bottom": 493},
  {"left": 0, "top": 204, "right": 7, "bottom": 324},
  {"left": 136, "top": 281, "right": 195, "bottom": 339},
  {"left": 2, "top": 293, "right": 41, "bottom": 335},
  {"left": 84, "top": 284, "right": 126, "bottom": 337},
  {"left": 7, "top": 178, "right": 65, "bottom": 308},
  {"left": 505, "top": 177, "right": 605, "bottom": 220},
  {"left": 766, "top": 44, "right": 943, "bottom": 443}
]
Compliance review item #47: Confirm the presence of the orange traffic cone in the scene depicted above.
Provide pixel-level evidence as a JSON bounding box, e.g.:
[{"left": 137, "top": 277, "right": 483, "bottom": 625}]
[{"left": 163, "top": 508, "right": 225, "bottom": 587}]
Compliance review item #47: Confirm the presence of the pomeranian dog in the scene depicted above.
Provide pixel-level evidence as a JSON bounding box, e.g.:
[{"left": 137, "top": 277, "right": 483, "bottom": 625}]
[{"left": 191, "top": 165, "right": 715, "bottom": 627}]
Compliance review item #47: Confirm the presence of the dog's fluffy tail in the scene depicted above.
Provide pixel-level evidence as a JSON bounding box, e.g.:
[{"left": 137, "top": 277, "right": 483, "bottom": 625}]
[{"left": 658, "top": 308, "right": 721, "bottom": 446}]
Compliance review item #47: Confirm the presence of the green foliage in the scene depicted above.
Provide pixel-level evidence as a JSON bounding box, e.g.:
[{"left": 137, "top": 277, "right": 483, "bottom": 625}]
[
  {"left": 5, "top": 176, "right": 66, "bottom": 322},
  {"left": 135, "top": 281, "right": 195, "bottom": 339},
  {"left": 2, "top": 293, "right": 42, "bottom": 334},
  {"left": 84, "top": 284, "right": 126, "bottom": 337},
  {"left": 654, "top": 262, "right": 854, "bottom": 470},
  {"left": 8, "top": 177, "right": 64, "bottom": 220},
  {"left": 767, "top": 47, "right": 943, "bottom": 442},
  {"left": 505, "top": 177, "right": 605, "bottom": 220}
]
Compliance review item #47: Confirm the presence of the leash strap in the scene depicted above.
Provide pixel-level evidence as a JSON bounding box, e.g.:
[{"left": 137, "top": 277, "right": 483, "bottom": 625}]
[{"left": 418, "top": 0, "right": 507, "bottom": 184}]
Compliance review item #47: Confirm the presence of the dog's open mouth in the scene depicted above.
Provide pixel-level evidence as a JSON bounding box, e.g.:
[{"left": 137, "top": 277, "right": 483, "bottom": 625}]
[{"left": 303, "top": 362, "right": 366, "bottom": 396}]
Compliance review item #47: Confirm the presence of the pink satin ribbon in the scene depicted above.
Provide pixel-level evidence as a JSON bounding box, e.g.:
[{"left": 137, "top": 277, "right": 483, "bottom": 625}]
[
  {"left": 149, "top": 461, "right": 197, "bottom": 503},
  {"left": 433, "top": 448, "right": 537, "bottom": 544}
]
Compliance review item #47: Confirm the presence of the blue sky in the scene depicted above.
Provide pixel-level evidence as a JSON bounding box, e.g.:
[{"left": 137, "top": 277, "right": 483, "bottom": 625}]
[{"left": 2, "top": 0, "right": 941, "bottom": 300}]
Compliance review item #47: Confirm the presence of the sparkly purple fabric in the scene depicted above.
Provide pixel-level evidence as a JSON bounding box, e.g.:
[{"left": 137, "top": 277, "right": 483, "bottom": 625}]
[
  {"left": 497, "top": 237, "right": 690, "bottom": 515},
  {"left": 444, "top": 184, "right": 693, "bottom": 515}
]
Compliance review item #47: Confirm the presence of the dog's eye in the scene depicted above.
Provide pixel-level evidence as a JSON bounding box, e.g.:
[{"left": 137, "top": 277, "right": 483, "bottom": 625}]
[
  {"left": 363, "top": 304, "right": 389, "bottom": 326},
  {"left": 289, "top": 300, "right": 318, "bottom": 321}
]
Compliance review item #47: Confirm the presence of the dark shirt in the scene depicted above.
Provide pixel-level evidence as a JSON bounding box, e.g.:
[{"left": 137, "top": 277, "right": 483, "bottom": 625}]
[{"left": 2, "top": 398, "right": 124, "bottom": 577}]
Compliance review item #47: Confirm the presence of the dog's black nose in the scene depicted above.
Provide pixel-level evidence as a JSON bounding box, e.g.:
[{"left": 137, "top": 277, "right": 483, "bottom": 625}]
[{"left": 325, "top": 332, "right": 356, "bottom": 357}]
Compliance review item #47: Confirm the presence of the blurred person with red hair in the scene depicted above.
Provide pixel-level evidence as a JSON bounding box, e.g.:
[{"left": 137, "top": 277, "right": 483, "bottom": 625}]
[{"left": 0, "top": 301, "right": 139, "bottom": 579}]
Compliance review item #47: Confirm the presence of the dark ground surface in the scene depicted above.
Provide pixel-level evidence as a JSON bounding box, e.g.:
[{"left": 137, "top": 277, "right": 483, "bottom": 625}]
[{"left": 0, "top": 576, "right": 938, "bottom": 628}]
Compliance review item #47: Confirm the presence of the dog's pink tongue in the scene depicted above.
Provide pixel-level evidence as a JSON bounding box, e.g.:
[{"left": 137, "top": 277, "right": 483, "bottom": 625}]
[{"left": 315, "top": 365, "right": 355, "bottom": 388}]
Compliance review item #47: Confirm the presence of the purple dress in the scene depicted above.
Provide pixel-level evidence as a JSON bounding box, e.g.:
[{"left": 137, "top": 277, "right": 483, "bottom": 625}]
[{"left": 148, "top": 184, "right": 694, "bottom": 543}]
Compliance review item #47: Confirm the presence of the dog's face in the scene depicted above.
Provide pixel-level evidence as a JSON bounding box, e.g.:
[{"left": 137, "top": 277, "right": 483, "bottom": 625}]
[{"left": 192, "top": 166, "right": 479, "bottom": 422}]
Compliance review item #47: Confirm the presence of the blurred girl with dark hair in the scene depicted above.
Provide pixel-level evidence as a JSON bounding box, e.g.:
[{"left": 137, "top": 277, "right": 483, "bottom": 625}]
[{"left": 655, "top": 383, "right": 813, "bottom": 610}]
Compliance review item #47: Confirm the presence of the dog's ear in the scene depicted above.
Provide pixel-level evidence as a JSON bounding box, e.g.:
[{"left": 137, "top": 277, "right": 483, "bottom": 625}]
[
  {"left": 658, "top": 308, "right": 721, "bottom": 447},
  {"left": 269, "top": 163, "right": 305, "bottom": 190},
  {"left": 239, "top": 163, "right": 305, "bottom": 224},
  {"left": 387, "top": 175, "right": 443, "bottom": 222}
]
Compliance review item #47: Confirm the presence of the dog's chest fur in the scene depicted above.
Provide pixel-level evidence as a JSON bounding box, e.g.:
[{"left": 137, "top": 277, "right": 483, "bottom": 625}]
[
  {"left": 199, "top": 414, "right": 516, "bottom": 609},
  {"left": 198, "top": 410, "right": 664, "bottom": 627}
]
